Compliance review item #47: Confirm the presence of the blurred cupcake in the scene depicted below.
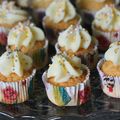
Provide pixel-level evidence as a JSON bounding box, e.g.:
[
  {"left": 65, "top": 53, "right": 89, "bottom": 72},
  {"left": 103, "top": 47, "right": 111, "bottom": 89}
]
[
  {"left": 0, "top": 1, "right": 28, "bottom": 46},
  {"left": 92, "top": 5, "right": 120, "bottom": 52},
  {"left": 16, "top": 0, "right": 30, "bottom": 8},
  {"left": 42, "top": 54, "right": 90, "bottom": 106},
  {"left": 43, "top": 0, "right": 81, "bottom": 45},
  {"left": 55, "top": 25, "right": 98, "bottom": 69},
  {"left": 76, "top": 0, "right": 115, "bottom": 28},
  {"left": 30, "top": 0, "right": 53, "bottom": 27},
  {"left": 0, "top": 49, "right": 36, "bottom": 104},
  {"left": 97, "top": 42, "right": 120, "bottom": 98},
  {"left": 7, "top": 22, "right": 48, "bottom": 69}
]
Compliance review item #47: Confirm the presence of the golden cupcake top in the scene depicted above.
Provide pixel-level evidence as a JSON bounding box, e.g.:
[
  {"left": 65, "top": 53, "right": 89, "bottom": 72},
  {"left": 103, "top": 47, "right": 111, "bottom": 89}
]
[
  {"left": 8, "top": 22, "right": 45, "bottom": 50},
  {"left": 105, "top": 42, "right": 120, "bottom": 65},
  {"left": 0, "top": 1, "right": 28, "bottom": 26},
  {"left": 0, "top": 50, "right": 33, "bottom": 77},
  {"left": 93, "top": 5, "right": 120, "bottom": 31},
  {"left": 46, "top": 0, "right": 76, "bottom": 23},
  {"left": 47, "top": 54, "right": 83, "bottom": 83},
  {"left": 58, "top": 25, "right": 91, "bottom": 52}
]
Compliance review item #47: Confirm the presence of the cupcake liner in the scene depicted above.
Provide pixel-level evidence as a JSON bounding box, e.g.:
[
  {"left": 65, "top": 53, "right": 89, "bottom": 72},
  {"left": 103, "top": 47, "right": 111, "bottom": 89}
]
[
  {"left": 0, "top": 27, "right": 10, "bottom": 46},
  {"left": 31, "top": 40, "right": 48, "bottom": 69},
  {"left": 92, "top": 25, "right": 120, "bottom": 51},
  {"left": 97, "top": 59, "right": 120, "bottom": 98},
  {"left": 0, "top": 69, "right": 36, "bottom": 104},
  {"left": 55, "top": 42, "right": 98, "bottom": 70},
  {"left": 42, "top": 65, "right": 90, "bottom": 106}
]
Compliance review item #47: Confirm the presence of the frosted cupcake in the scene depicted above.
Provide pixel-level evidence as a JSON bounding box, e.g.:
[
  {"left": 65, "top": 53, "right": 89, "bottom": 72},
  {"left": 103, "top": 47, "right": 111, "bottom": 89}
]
[
  {"left": 0, "top": 50, "right": 36, "bottom": 104},
  {"left": 42, "top": 54, "right": 90, "bottom": 106},
  {"left": 7, "top": 22, "right": 48, "bottom": 69},
  {"left": 55, "top": 25, "right": 98, "bottom": 69},
  {"left": 43, "top": 0, "right": 81, "bottom": 45},
  {"left": 97, "top": 42, "right": 120, "bottom": 98},
  {"left": 76, "top": 0, "right": 115, "bottom": 27},
  {"left": 30, "top": 0, "right": 53, "bottom": 26},
  {"left": 0, "top": 1, "right": 28, "bottom": 46},
  {"left": 92, "top": 5, "right": 120, "bottom": 51}
]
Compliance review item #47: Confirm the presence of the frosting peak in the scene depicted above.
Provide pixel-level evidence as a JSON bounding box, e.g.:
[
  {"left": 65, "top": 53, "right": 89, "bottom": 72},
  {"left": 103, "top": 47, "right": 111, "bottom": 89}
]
[
  {"left": 93, "top": 5, "right": 120, "bottom": 31},
  {"left": 58, "top": 25, "right": 91, "bottom": 52},
  {"left": 47, "top": 54, "right": 83, "bottom": 83},
  {"left": 8, "top": 22, "right": 45, "bottom": 49},
  {"left": 0, "top": 1, "right": 28, "bottom": 25},
  {"left": 105, "top": 42, "right": 120, "bottom": 65},
  {"left": 0, "top": 50, "right": 32, "bottom": 77},
  {"left": 46, "top": 0, "right": 76, "bottom": 23}
]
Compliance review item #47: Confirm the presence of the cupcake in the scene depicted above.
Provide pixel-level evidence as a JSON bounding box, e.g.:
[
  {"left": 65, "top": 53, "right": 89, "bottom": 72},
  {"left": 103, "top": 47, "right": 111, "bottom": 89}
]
[
  {"left": 7, "top": 22, "right": 48, "bottom": 69},
  {"left": 76, "top": 0, "right": 115, "bottom": 28},
  {"left": 16, "top": 0, "right": 30, "bottom": 8},
  {"left": 0, "top": 1, "right": 28, "bottom": 46},
  {"left": 0, "top": 49, "right": 36, "bottom": 104},
  {"left": 43, "top": 0, "right": 81, "bottom": 45},
  {"left": 97, "top": 42, "right": 120, "bottom": 98},
  {"left": 55, "top": 25, "right": 98, "bottom": 69},
  {"left": 30, "top": 0, "right": 53, "bottom": 27},
  {"left": 42, "top": 54, "right": 90, "bottom": 106},
  {"left": 92, "top": 5, "right": 120, "bottom": 52}
]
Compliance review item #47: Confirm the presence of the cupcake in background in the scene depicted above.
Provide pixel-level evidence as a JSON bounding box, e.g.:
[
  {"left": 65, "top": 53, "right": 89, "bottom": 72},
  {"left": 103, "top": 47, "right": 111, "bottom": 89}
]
[
  {"left": 30, "top": 0, "right": 53, "bottom": 27},
  {"left": 97, "top": 42, "right": 120, "bottom": 98},
  {"left": 43, "top": 0, "right": 81, "bottom": 45},
  {"left": 76, "top": 0, "right": 115, "bottom": 30},
  {"left": 0, "top": 49, "right": 36, "bottom": 104},
  {"left": 55, "top": 25, "right": 98, "bottom": 69},
  {"left": 0, "top": 1, "right": 28, "bottom": 46},
  {"left": 16, "top": 0, "right": 30, "bottom": 8},
  {"left": 92, "top": 5, "right": 120, "bottom": 52},
  {"left": 7, "top": 22, "right": 48, "bottom": 69},
  {"left": 42, "top": 54, "right": 90, "bottom": 106}
]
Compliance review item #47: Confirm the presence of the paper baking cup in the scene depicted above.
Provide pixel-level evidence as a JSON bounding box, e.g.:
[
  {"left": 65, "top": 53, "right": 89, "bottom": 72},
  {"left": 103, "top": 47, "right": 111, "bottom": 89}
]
[
  {"left": 0, "top": 69, "right": 36, "bottom": 104},
  {"left": 55, "top": 42, "right": 98, "bottom": 70},
  {"left": 31, "top": 40, "right": 48, "bottom": 69},
  {"left": 92, "top": 25, "right": 120, "bottom": 51},
  {"left": 97, "top": 59, "right": 120, "bottom": 98},
  {"left": 0, "top": 27, "right": 10, "bottom": 45},
  {"left": 42, "top": 65, "right": 90, "bottom": 106}
]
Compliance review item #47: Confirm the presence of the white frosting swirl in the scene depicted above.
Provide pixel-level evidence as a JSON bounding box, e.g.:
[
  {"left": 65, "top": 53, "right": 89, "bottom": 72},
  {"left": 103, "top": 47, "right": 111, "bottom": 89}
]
[
  {"left": 47, "top": 54, "right": 83, "bottom": 83},
  {"left": 105, "top": 42, "right": 120, "bottom": 65},
  {"left": 0, "top": 1, "right": 28, "bottom": 25},
  {"left": 58, "top": 25, "right": 91, "bottom": 52},
  {"left": 46, "top": 0, "right": 76, "bottom": 23},
  {"left": 0, "top": 50, "right": 32, "bottom": 77},
  {"left": 93, "top": 5, "right": 120, "bottom": 31},
  {"left": 8, "top": 22, "right": 45, "bottom": 49}
]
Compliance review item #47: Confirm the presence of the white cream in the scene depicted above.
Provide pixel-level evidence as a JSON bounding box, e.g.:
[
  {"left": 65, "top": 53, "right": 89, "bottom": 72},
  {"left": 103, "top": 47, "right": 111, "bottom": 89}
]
[
  {"left": 0, "top": 1, "right": 28, "bottom": 25},
  {"left": 47, "top": 54, "right": 83, "bottom": 83},
  {"left": 46, "top": 0, "right": 76, "bottom": 23},
  {"left": 0, "top": 50, "right": 32, "bottom": 77},
  {"left": 93, "top": 5, "right": 120, "bottom": 31},
  {"left": 8, "top": 22, "right": 45, "bottom": 49},
  {"left": 58, "top": 25, "right": 91, "bottom": 52},
  {"left": 105, "top": 42, "right": 120, "bottom": 65}
]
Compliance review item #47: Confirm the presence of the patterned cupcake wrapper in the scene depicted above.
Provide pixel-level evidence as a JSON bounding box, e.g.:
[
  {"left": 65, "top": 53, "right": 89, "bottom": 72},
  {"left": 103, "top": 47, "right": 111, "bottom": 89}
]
[
  {"left": 0, "top": 27, "right": 10, "bottom": 46},
  {"left": 42, "top": 65, "right": 90, "bottom": 106},
  {"left": 31, "top": 40, "right": 48, "bottom": 69},
  {"left": 97, "top": 59, "right": 120, "bottom": 98},
  {"left": 92, "top": 25, "right": 120, "bottom": 51},
  {"left": 0, "top": 69, "right": 36, "bottom": 104},
  {"left": 55, "top": 42, "right": 98, "bottom": 70}
]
